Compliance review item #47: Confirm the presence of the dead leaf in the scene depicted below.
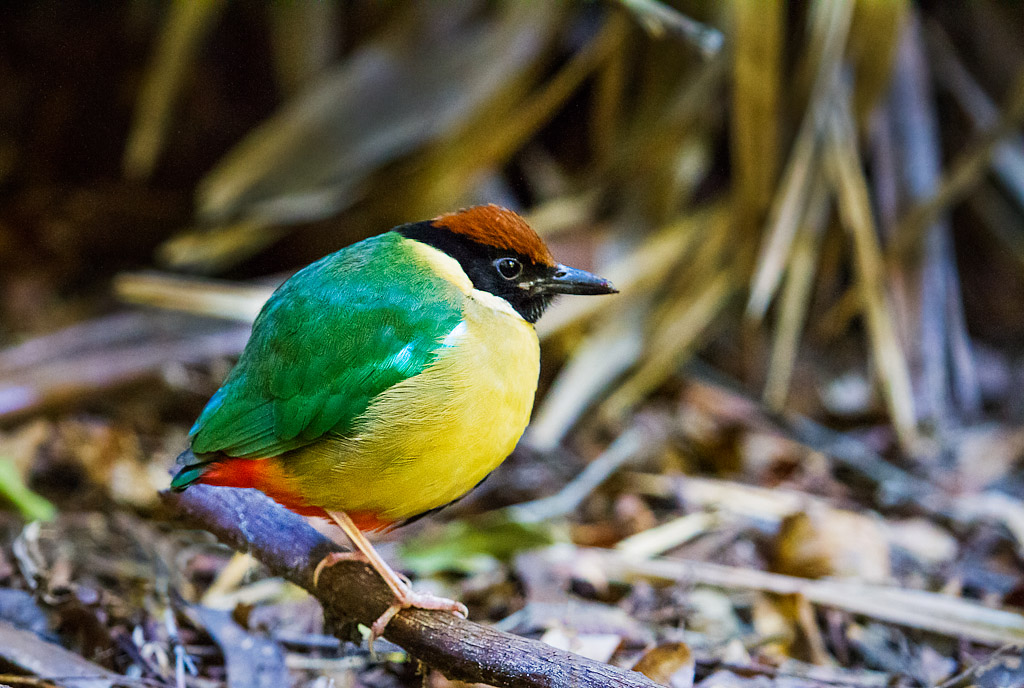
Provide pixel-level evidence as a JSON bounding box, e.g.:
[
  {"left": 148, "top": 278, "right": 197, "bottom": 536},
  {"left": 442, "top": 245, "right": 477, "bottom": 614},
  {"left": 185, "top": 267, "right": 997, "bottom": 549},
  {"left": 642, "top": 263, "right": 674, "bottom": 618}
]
[
  {"left": 774, "top": 505, "right": 891, "bottom": 583},
  {"left": 632, "top": 641, "right": 695, "bottom": 688}
]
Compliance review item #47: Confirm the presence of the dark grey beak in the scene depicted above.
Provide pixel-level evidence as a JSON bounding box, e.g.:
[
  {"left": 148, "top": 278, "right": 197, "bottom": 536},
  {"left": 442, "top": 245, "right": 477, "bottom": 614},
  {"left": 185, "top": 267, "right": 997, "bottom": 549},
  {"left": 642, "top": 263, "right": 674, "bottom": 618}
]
[{"left": 533, "top": 263, "right": 618, "bottom": 296}]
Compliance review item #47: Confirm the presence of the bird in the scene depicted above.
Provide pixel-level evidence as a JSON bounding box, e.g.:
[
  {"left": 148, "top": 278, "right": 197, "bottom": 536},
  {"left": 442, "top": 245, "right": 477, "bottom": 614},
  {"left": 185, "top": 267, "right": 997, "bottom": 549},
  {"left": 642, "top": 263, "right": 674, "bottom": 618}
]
[{"left": 170, "top": 204, "right": 617, "bottom": 638}]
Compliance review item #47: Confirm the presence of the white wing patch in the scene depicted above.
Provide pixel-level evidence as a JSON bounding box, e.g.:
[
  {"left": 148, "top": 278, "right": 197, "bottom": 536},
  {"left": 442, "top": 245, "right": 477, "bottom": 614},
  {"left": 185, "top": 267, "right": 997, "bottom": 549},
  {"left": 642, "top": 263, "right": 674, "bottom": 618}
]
[
  {"left": 441, "top": 321, "right": 468, "bottom": 348},
  {"left": 387, "top": 342, "right": 416, "bottom": 367}
]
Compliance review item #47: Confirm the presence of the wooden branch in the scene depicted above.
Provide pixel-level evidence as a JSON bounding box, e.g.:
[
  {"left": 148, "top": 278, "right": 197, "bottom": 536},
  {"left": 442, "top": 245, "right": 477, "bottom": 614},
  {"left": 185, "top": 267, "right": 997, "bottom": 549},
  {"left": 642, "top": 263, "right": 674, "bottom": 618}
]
[{"left": 162, "top": 485, "right": 661, "bottom": 688}]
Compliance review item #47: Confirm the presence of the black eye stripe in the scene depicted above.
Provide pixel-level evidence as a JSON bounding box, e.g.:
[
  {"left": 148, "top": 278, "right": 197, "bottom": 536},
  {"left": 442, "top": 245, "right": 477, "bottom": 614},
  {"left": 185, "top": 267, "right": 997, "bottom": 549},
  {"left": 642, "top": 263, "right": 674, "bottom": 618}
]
[{"left": 395, "top": 221, "right": 553, "bottom": 322}]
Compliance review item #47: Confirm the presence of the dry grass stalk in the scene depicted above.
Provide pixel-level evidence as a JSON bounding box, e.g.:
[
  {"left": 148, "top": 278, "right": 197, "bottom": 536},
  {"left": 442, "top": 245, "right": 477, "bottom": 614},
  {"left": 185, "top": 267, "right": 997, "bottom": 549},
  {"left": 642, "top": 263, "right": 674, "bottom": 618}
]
[
  {"left": 745, "top": 0, "right": 853, "bottom": 322},
  {"left": 537, "top": 204, "right": 723, "bottom": 340},
  {"left": 891, "top": 68, "right": 1024, "bottom": 259},
  {"left": 268, "top": 2, "right": 338, "bottom": 95},
  {"left": 411, "top": 10, "right": 627, "bottom": 217},
  {"left": 616, "top": 0, "right": 722, "bottom": 56},
  {"left": 602, "top": 266, "right": 734, "bottom": 422},
  {"left": 926, "top": 20, "right": 1024, "bottom": 212},
  {"left": 763, "top": 175, "right": 830, "bottom": 410},
  {"left": 114, "top": 272, "right": 275, "bottom": 322},
  {"left": 848, "top": 0, "right": 909, "bottom": 124},
  {"left": 573, "top": 548, "right": 1024, "bottom": 646},
  {"left": 123, "top": 0, "right": 228, "bottom": 180},
  {"left": 730, "top": 0, "right": 783, "bottom": 233},
  {"left": 509, "top": 420, "right": 665, "bottom": 525},
  {"left": 526, "top": 311, "right": 644, "bottom": 451},
  {"left": 826, "top": 96, "right": 919, "bottom": 451}
]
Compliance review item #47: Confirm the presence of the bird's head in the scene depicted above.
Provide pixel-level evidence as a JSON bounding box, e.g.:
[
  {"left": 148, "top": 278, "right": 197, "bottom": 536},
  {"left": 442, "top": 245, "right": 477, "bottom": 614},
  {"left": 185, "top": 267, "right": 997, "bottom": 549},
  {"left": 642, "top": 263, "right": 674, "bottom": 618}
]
[{"left": 398, "top": 205, "right": 617, "bottom": 323}]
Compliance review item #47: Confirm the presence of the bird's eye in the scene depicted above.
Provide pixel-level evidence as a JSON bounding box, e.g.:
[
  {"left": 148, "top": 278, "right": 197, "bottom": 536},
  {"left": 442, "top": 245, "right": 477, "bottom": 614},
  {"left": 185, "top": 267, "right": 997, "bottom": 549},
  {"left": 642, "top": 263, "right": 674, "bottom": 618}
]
[{"left": 495, "top": 257, "right": 522, "bottom": 280}]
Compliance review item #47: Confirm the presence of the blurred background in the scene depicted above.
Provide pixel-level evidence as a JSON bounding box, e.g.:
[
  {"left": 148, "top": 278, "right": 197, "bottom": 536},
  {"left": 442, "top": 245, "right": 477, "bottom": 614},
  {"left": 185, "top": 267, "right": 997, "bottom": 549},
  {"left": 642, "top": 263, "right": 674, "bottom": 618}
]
[{"left": 2, "top": 1, "right": 1024, "bottom": 686}]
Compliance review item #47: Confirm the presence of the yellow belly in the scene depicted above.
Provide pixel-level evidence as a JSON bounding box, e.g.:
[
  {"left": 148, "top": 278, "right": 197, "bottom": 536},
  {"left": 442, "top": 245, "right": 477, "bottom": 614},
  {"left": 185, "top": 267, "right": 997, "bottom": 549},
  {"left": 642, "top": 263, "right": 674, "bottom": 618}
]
[{"left": 287, "top": 290, "right": 540, "bottom": 521}]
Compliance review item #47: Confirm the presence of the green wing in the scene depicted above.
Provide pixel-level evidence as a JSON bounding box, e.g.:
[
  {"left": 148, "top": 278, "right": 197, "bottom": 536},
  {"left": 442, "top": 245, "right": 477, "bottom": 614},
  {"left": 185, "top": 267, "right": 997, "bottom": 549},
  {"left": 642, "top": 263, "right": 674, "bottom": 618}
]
[{"left": 188, "top": 232, "right": 464, "bottom": 459}]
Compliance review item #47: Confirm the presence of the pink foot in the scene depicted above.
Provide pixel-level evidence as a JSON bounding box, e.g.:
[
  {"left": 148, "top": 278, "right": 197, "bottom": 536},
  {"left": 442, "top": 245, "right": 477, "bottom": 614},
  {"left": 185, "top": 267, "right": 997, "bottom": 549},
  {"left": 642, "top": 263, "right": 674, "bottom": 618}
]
[
  {"left": 313, "top": 551, "right": 367, "bottom": 587},
  {"left": 312, "top": 548, "right": 467, "bottom": 648},
  {"left": 370, "top": 587, "right": 468, "bottom": 640}
]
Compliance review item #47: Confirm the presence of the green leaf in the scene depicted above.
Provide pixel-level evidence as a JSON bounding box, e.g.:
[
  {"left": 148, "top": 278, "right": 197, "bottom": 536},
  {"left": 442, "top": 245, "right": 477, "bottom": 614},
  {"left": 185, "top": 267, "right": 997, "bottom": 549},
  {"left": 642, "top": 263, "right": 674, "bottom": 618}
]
[
  {"left": 0, "top": 457, "right": 56, "bottom": 522},
  {"left": 399, "top": 516, "right": 557, "bottom": 577}
]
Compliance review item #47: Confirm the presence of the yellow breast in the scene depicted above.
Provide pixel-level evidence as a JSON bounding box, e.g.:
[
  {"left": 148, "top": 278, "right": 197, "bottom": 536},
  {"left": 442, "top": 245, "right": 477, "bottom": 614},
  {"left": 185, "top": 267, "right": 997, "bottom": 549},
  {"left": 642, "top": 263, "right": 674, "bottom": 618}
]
[{"left": 289, "top": 243, "right": 541, "bottom": 521}]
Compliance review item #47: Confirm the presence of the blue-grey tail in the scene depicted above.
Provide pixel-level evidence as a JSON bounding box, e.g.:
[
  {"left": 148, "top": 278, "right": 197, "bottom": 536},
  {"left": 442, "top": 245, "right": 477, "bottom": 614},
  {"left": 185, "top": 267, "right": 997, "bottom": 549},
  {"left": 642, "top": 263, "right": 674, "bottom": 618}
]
[{"left": 170, "top": 448, "right": 210, "bottom": 492}]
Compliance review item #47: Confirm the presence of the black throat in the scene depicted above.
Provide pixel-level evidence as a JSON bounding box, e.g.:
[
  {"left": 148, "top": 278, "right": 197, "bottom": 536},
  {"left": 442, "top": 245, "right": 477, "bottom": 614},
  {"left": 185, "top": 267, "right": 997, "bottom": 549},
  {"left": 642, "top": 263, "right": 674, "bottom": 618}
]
[{"left": 397, "top": 221, "right": 553, "bottom": 323}]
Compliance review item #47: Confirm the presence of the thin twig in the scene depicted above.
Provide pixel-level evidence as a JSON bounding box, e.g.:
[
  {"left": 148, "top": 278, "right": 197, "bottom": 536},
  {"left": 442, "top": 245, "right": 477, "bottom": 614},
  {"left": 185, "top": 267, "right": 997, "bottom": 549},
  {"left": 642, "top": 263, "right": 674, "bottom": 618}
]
[
  {"left": 891, "top": 68, "right": 1024, "bottom": 259},
  {"left": 613, "top": 0, "right": 723, "bottom": 56},
  {"left": 509, "top": 419, "right": 666, "bottom": 524},
  {"left": 933, "top": 643, "right": 1024, "bottom": 688}
]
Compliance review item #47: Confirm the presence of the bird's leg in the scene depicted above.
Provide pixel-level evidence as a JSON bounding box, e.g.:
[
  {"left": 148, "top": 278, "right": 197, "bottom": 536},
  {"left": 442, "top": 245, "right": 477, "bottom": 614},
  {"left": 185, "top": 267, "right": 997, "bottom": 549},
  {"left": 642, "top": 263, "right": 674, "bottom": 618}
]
[{"left": 316, "top": 510, "right": 468, "bottom": 641}]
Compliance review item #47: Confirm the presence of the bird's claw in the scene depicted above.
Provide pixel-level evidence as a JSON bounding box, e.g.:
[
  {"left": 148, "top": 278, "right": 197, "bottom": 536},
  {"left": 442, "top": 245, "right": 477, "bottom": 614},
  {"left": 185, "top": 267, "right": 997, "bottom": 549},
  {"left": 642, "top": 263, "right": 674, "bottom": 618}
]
[
  {"left": 313, "top": 549, "right": 466, "bottom": 652},
  {"left": 367, "top": 588, "right": 467, "bottom": 651},
  {"left": 313, "top": 551, "right": 367, "bottom": 587}
]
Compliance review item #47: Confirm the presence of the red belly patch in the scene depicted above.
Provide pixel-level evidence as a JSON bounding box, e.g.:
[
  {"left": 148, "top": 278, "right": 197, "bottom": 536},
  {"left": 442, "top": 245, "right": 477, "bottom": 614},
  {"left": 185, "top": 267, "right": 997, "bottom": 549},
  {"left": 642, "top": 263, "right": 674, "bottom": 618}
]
[
  {"left": 196, "top": 457, "right": 394, "bottom": 530},
  {"left": 198, "top": 457, "right": 326, "bottom": 518}
]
